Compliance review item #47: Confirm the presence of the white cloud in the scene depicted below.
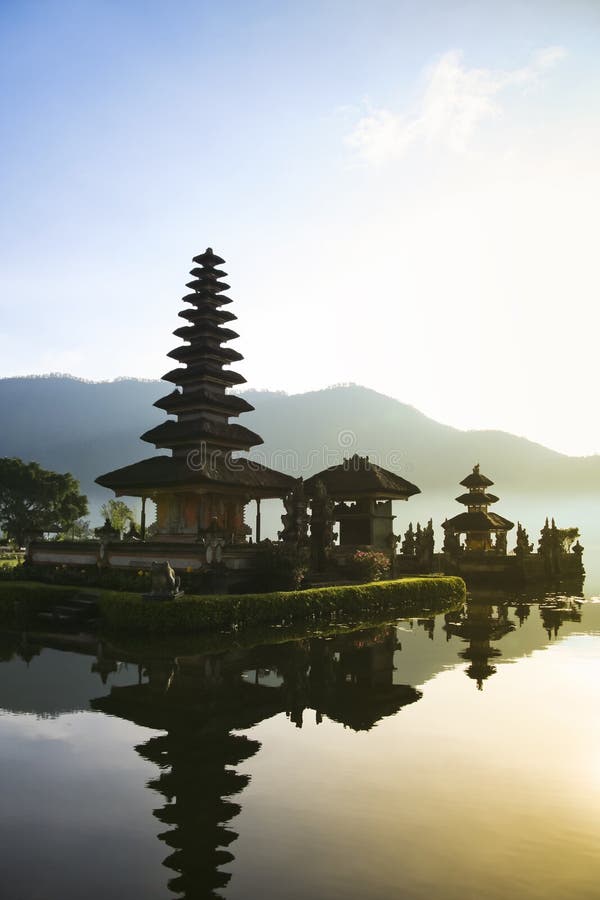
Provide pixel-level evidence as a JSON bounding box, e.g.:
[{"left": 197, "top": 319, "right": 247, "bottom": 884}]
[{"left": 346, "top": 46, "right": 566, "bottom": 164}]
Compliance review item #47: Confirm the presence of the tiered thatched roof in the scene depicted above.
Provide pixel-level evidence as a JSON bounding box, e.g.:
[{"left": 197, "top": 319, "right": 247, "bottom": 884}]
[
  {"left": 444, "top": 465, "right": 514, "bottom": 534},
  {"left": 305, "top": 455, "right": 420, "bottom": 500},
  {"left": 96, "top": 249, "right": 295, "bottom": 498}
]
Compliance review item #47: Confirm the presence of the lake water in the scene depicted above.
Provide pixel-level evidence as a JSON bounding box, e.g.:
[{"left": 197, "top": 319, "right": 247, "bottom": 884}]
[{"left": 1, "top": 586, "right": 599, "bottom": 899}]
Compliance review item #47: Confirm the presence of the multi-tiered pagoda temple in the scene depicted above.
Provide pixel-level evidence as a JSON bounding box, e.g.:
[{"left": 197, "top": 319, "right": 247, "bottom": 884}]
[
  {"left": 96, "top": 249, "right": 294, "bottom": 542},
  {"left": 442, "top": 464, "right": 514, "bottom": 552}
]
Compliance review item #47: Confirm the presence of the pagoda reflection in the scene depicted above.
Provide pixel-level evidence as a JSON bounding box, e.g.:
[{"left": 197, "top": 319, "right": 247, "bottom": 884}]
[
  {"left": 444, "top": 593, "right": 584, "bottom": 688},
  {"left": 444, "top": 600, "right": 515, "bottom": 689},
  {"left": 1, "top": 593, "right": 587, "bottom": 897},
  {"left": 92, "top": 626, "right": 420, "bottom": 899},
  {"left": 538, "top": 596, "right": 582, "bottom": 638}
]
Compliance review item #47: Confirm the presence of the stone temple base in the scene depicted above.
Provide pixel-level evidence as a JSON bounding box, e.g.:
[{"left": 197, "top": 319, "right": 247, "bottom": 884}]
[{"left": 429, "top": 551, "right": 584, "bottom": 584}]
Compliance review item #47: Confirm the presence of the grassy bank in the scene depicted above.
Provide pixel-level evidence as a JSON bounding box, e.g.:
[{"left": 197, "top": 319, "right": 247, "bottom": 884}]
[
  {"left": 99, "top": 576, "right": 465, "bottom": 633},
  {"left": 0, "top": 576, "right": 466, "bottom": 634},
  {"left": 0, "top": 582, "right": 84, "bottom": 626}
]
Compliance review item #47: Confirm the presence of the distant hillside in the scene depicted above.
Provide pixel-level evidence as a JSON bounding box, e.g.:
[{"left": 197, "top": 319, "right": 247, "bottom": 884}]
[{"left": 1, "top": 377, "right": 598, "bottom": 513}]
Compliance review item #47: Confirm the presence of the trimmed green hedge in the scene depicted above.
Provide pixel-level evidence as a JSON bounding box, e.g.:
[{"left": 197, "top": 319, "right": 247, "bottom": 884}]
[
  {"left": 0, "top": 576, "right": 466, "bottom": 635},
  {"left": 98, "top": 576, "right": 465, "bottom": 634}
]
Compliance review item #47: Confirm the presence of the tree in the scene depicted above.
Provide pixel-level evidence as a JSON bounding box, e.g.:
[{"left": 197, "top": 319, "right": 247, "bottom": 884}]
[
  {"left": 0, "top": 457, "right": 88, "bottom": 546},
  {"left": 401, "top": 522, "right": 416, "bottom": 557},
  {"left": 100, "top": 499, "right": 137, "bottom": 533},
  {"left": 514, "top": 522, "right": 533, "bottom": 558},
  {"left": 61, "top": 518, "right": 94, "bottom": 541},
  {"left": 556, "top": 526, "right": 579, "bottom": 553}
]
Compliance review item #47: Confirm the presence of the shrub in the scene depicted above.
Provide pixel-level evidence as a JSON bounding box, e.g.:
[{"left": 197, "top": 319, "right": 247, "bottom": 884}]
[
  {"left": 0, "top": 562, "right": 153, "bottom": 592},
  {"left": 250, "top": 544, "right": 309, "bottom": 592},
  {"left": 0, "top": 574, "right": 466, "bottom": 635},
  {"left": 97, "top": 576, "right": 465, "bottom": 634},
  {"left": 2, "top": 558, "right": 305, "bottom": 595},
  {"left": 349, "top": 550, "right": 391, "bottom": 583}
]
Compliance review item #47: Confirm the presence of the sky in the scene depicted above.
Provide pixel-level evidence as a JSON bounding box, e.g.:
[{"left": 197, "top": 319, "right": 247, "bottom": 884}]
[{"left": 1, "top": 0, "right": 599, "bottom": 456}]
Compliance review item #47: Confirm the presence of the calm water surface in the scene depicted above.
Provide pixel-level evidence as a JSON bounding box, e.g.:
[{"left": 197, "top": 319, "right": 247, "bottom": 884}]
[{"left": 1, "top": 589, "right": 599, "bottom": 900}]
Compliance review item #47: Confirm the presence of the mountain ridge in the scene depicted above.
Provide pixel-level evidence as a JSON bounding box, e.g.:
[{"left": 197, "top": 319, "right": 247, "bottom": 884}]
[
  {"left": 1, "top": 373, "right": 594, "bottom": 459},
  {"left": 0, "top": 377, "right": 598, "bottom": 512}
]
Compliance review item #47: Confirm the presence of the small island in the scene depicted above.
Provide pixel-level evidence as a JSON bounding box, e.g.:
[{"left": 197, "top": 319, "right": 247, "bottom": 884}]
[{"left": 6, "top": 246, "right": 583, "bottom": 630}]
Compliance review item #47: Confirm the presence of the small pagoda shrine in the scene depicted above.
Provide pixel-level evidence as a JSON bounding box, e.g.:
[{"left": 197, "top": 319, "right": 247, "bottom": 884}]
[
  {"left": 96, "top": 249, "right": 295, "bottom": 544},
  {"left": 304, "top": 455, "right": 420, "bottom": 551},
  {"left": 442, "top": 464, "right": 513, "bottom": 553}
]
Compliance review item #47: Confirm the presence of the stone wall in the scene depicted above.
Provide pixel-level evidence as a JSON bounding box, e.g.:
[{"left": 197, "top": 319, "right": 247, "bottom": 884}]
[
  {"left": 430, "top": 550, "right": 584, "bottom": 584},
  {"left": 27, "top": 540, "right": 260, "bottom": 572}
]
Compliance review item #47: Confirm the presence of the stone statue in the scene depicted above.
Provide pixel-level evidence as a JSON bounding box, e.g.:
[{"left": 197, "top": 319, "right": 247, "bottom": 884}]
[
  {"left": 415, "top": 519, "right": 435, "bottom": 568},
  {"left": 401, "top": 522, "right": 416, "bottom": 557},
  {"left": 495, "top": 532, "right": 507, "bottom": 555},
  {"left": 572, "top": 539, "right": 584, "bottom": 558},
  {"left": 143, "top": 560, "right": 183, "bottom": 602},
  {"left": 94, "top": 518, "right": 120, "bottom": 541},
  {"left": 278, "top": 479, "right": 308, "bottom": 546},
  {"left": 514, "top": 522, "right": 533, "bottom": 558},
  {"left": 309, "top": 480, "right": 337, "bottom": 571},
  {"left": 538, "top": 518, "right": 552, "bottom": 559},
  {"left": 423, "top": 519, "right": 435, "bottom": 558},
  {"left": 443, "top": 522, "right": 461, "bottom": 557},
  {"left": 123, "top": 521, "right": 141, "bottom": 542},
  {"left": 538, "top": 517, "right": 563, "bottom": 575},
  {"left": 201, "top": 517, "right": 226, "bottom": 566}
]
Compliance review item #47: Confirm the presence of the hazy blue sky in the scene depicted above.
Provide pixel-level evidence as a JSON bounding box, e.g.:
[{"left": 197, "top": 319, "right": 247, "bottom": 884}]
[{"left": 1, "top": 1, "right": 599, "bottom": 455}]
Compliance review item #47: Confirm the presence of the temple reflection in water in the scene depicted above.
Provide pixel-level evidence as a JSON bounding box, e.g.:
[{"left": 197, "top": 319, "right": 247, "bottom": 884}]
[
  {"left": 444, "top": 594, "right": 582, "bottom": 688},
  {"left": 0, "top": 591, "right": 586, "bottom": 899},
  {"left": 92, "top": 627, "right": 419, "bottom": 898}
]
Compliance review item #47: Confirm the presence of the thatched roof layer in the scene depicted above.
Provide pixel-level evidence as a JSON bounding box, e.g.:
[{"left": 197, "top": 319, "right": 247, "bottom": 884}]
[
  {"left": 304, "top": 455, "right": 420, "bottom": 500},
  {"left": 192, "top": 248, "right": 225, "bottom": 266},
  {"left": 141, "top": 419, "right": 263, "bottom": 450},
  {"left": 153, "top": 389, "right": 254, "bottom": 416},
  {"left": 443, "top": 511, "right": 514, "bottom": 532},
  {"left": 167, "top": 344, "right": 243, "bottom": 365},
  {"left": 455, "top": 492, "right": 499, "bottom": 505},
  {"left": 162, "top": 365, "right": 246, "bottom": 387},
  {"left": 96, "top": 455, "right": 295, "bottom": 496},
  {"left": 460, "top": 464, "right": 494, "bottom": 488}
]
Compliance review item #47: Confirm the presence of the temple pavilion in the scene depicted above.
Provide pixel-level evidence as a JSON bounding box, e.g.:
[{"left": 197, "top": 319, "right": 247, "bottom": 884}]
[
  {"left": 442, "top": 464, "right": 514, "bottom": 553},
  {"left": 305, "top": 455, "right": 420, "bottom": 551},
  {"left": 96, "top": 249, "right": 295, "bottom": 542}
]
